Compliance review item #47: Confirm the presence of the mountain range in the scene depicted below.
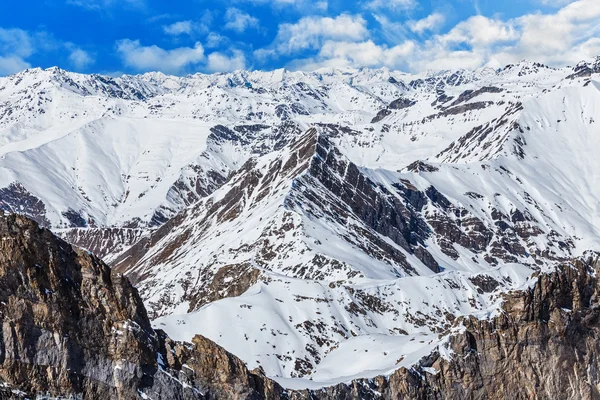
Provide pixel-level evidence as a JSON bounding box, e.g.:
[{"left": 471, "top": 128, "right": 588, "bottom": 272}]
[{"left": 0, "top": 56, "right": 599, "bottom": 396}]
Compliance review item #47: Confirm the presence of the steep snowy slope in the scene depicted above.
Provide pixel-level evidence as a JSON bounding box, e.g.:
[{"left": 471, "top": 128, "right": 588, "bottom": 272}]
[
  {"left": 1, "top": 57, "right": 599, "bottom": 389},
  {"left": 115, "top": 76, "right": 599, "bottom": 386}
]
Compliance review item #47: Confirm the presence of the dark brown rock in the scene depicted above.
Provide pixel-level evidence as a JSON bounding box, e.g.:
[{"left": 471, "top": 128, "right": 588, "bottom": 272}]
[
  {"left": 293, "top": 253, "right": 600, "bottom": 400},
  {"left": 0, "top": 214, "right": 285, "bottom": 400}
]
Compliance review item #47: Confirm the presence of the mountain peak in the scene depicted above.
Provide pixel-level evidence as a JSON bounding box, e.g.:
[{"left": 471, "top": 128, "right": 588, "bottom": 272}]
[{"left": 1, "top": 55, "right": 599, "bottom": 390}]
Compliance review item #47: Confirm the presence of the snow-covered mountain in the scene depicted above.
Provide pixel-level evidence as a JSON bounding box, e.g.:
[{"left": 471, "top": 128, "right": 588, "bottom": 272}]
[{"left": 1, "top": 57, "right": 599, "bottom": 389}]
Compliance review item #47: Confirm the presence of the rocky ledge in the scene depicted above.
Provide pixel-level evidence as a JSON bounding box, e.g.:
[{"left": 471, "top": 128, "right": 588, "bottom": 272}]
[
  {"left": 293, "top": 252, "right": 600, "bottom": 400},
  {"left": 0, "top": 214, "right": 283, "bottom": 400},
  {"left": 0, "top": 213, "right": 598, "bottom": 399}
]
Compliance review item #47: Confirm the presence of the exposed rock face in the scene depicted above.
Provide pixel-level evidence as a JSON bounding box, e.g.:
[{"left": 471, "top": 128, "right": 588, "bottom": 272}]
[
  {"left": 448, "top": 86, "right": 503, "bottom": 107},
  {"left": 371, "top": 108, "right": 392, "bottom": 123},
  {"left": 59, "top": 226, "right": 148, "bottom": 261},
  {"left": 0, "top": 214, "right": 284, "bottom": 399},
  {"left": 435, "top": 102, "right": 524, "bottom": 163},
  {"left": 155, "top": 331, "right": 285, "bottom": 400},
  {"left": 0, "top": 213, "right": 155, "bottom": 398},
  {"left": 293, "top": 134, "right": 438, "bottom": 274},
  {"left": 292, "top": 253, "right": 600, "bottom": 400},
  {"left": 389, "top": 97, "right": 416, "bottom": 110},
  {"left": 111, "top": 129, "right": 320, "bottom": 316},
  {"left": 567, "top": 56, "right": 600, "bottom": 79},
  {"left": 0, "top": 183, "right": 50, "bottom": 228},
  {"left": 186, "top": 262, "right": 262, "bottom": 311},
  {"left": 370, "top": 97, "right": 415, "bottom": 124},
  {"left": 148, "top": 121, "right": 303, "bottom": 227}
]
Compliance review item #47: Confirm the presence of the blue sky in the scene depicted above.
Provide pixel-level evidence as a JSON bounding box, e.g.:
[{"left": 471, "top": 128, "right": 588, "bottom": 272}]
[{"left": 0, "top": 0, "right": 598, "bottom": 76}]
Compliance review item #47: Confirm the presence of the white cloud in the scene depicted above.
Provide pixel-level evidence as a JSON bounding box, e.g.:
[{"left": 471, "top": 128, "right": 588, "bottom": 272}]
[
  {"left": 317, "top": 40, "right": 415, "bottom": 68},
  {"left": 272, "top": 14, "right": 369, "bottom": 54},
  {"left": 0, "top": 27, "right": 93, "bottom": 75},
  {"left": 115, "top": 38, "right": 249, "bottom": 74},
  {"left": 504, "top": 0, "right": 600, "bottom": 65},
  {"left": 116, "top": 39, "right": 205, "bottom": 74},
  {"left": 67, "top": 0, "right": 145, "bottom": 10},
  {"left": 206, "top": 50, "right": 246, "bottom": 72},
  {"left": 205, "top": 32, "right": 228, "bottom": 49},
  {"left": 281, "top": 0, "right": 600, "bottom": 73},
  {"left": 365, "top": 0, "right": 415, "bottom": 11},
  {"left": 0, "top": 28, "right": 35, "bottom": 58},
  {"left": 224, "top": 8, "right": 260, "bottom": 33},
  {"left": 0, "top": 28, "right": 35, "bottom": 75},
  {"left": 408, "top": 13, "right": 445, "bottom": 34},
  {"left": 0, "top": 56, "right": 31, "bottom": 76},
  {"left": 412, "top": 0, "right": 600, "bottom": 71},
  {"left": 163, "top": 20, "right": 209, "bottom": 37},
  {"left": 439, "top": 16, "right": 519, "bottom": 48},
  {"left": 68, "top": 48, "right": 94, "bottom": 69},
  {"left": 405, "top": 45, "right": 489, "bottom": 72},
  {"left": 164, "top": 21, "right": 192, "bottom": 36},
  {"left": 538, "top": 0, "right": 577, "bottom": 6}
]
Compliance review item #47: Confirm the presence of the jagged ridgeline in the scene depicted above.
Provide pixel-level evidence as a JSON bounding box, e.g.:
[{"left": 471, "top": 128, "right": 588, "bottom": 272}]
[
  {"left": 0, "top": 57, "right": 599, "bottom": 396},
  {"left": 0, "top": 214, "right": 598, "bottom": 399}
]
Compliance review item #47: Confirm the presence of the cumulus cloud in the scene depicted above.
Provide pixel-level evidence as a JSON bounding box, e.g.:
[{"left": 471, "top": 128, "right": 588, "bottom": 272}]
[
  {"left": 68, "top": 48, "right": 94, "bottom": 69},
  {"left": 115, "top": 39, "right": 249, "bottom": 74},
  {"left": 439, "top": 16, "right": 519, "bottom": 48},
  {"left": 205, "top": 32, "right": 228, "bottom": 49},
  {"left": 0, "top": 28, "right": 35, "bottom": 59},
  {"left": 224, "top": 8, "right": 260, "bottom": 33},
  {"left": 282, "top": 0, "right": 600, "bottom": 73},
  {"left": 0, "top": 56, "right": 31, "bottom": 76},
  {"left": 417, "top": 0, "right": 600, "bottom": 70},
  {"left": 164, "top": 21, "right": 193, "bottom": 36},
  {"left": 206, "top": 50, "right": 246, "bottom": 72},
  {"left": 116, "top": 39, "right": 205, "bottom": 74},
  {"left": 163, "top": 20, "right": 209, "bottom": 37},
  {"left": 312, "top": 40, "right": 415, "bottom": 69},
  {"left": 0, "top": 28, "right": 40, "bottom": 75},
  {"left": 364, "top": 0, "right": 415, "bottom": 11},
  {"left": 0, "top": 26, "right": 94, "bottom": 75},
  {"left": 408, "top": 13, "right": 445, "bottom": 34},
  {"left": 67, "top": 0, "right": 145, "bottom": 10},
  {"left": 271, "top": 14, "right": 369, "bottom": 54},
  {"left": 503, "top": 0, "right": 600, "bottom": 65}
]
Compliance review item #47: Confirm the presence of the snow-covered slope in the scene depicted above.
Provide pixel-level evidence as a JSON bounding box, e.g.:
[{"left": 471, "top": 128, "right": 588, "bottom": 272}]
[
  {"left": 1, "top": 58, "right": 600, "bottom": 389},
  {"left": 0, "top": 61, "right": 579, "bottom": 229}
]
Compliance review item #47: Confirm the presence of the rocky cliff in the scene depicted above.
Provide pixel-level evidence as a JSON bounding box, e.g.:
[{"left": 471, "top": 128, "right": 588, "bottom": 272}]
[
  {"left": 291, "top": 252, "right": 600, "bottom": 400},
  {"left": 0, "top": 213, "right": 284, "bottom": 400}
]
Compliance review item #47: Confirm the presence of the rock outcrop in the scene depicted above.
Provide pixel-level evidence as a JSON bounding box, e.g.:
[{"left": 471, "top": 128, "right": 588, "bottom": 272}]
[
  {"left": 0, "top": 214, "right": 284, "bottom": 400},
  {"left": 292, "top": 252, "right": 600, "bottom": 400}
]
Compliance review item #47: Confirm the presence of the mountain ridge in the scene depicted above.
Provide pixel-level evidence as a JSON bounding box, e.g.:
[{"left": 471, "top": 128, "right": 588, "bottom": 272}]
[
  {"left": 0, "top": 56, "right": 599, "bottom": 389},
  {"left": 0, "top": 213, "right": 597, "bottom": 399}
]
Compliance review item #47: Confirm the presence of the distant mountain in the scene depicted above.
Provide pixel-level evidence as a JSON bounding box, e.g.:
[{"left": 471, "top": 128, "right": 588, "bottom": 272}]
[{"left": 0, "top": 58, "right": 599, "bottom": 391}]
